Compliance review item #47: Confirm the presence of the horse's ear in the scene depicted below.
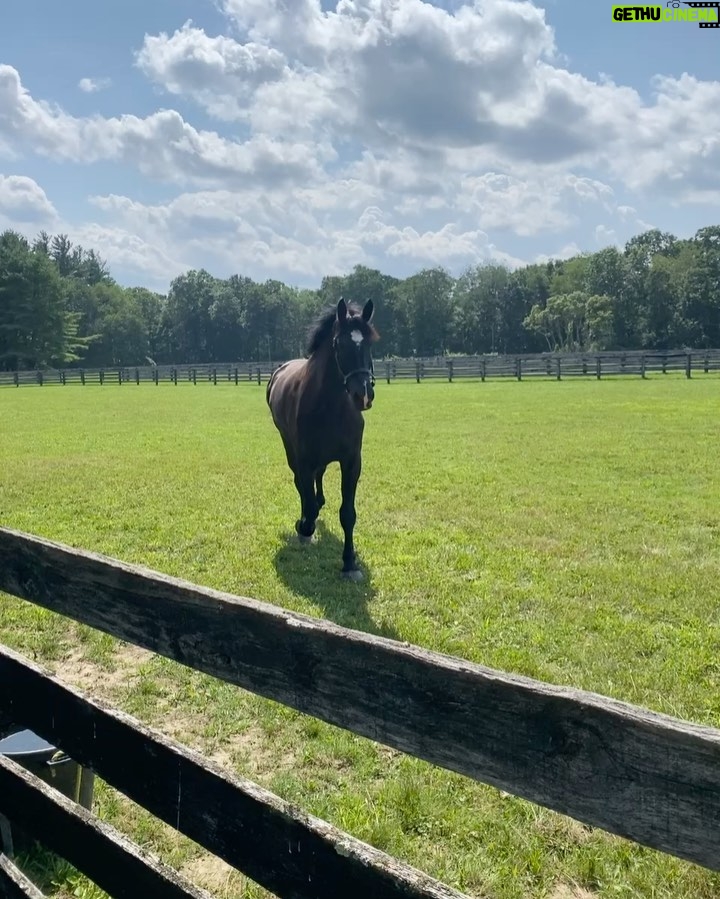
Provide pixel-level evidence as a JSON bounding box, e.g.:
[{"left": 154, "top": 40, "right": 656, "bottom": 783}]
[
  {"left": 336, "top": 297, "right": 348, "bottom": 322},
  {"left": 362, "top": 299, "right": 374, "bottom": 323}
]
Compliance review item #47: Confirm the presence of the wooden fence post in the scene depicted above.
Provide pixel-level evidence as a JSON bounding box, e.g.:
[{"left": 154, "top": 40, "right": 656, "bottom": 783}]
[
  {"left": 415, "top": 361, "right": 420, "bottom": 383},
  {"left": 480, "top": 359, "right": 486, "bottom": 382},
  {"left": 80, "top": 370, "right": 85, "bottom": 386},
  {"left": 704, "top": 354, "right": 709, "bottom": 374},
  {"left": 641, "top": 355, "right": 646, "bottom": 379},
  {"left": 234, "top": 367, "right": 239, "bottom": 385},
  {"left": 213, "top": 368, "right": 218, "bottom": 385},
  {"left": 386, "top": 362, "right": 391, "bottom": 384},
  {"left": 135, "top": 368, "right": 140, "bottom": 386},
  {"left": 448, "top": 360, "right": 453, "bottom": 382},
  {"left": 118, "top": 369, "right": 122, "bottom": 385},
  {"left": 516, "top": 358, "right": 522, "bottom": 381},
  {"left": 686, "top": 353, "right": 692, "bottom": 379},
  {"left": 99, "top": 370, "right": 104, "bottom": 386},
  {"left": 192, "top": 369, "right": 197, "bottom": 385},
  {"left": 256, "top": 367, "right": 261, "bottom": 385},
  {"left": 556, "top": 357, "right": 561, "bottom": 381},
  {"left": 13, "top": 371, "right": 18, "bottom": 387},
  {"left": 596, "top": 357, "right": 601, "bottom": 380}
]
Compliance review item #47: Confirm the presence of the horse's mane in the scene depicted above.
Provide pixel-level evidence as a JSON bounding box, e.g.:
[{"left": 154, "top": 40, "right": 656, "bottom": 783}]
[
  {"left": 306, "top": 307, "right": 338, "bottom": 355},
  {"left": 305, "top": 302, "right": 377, "bottom": 356}
]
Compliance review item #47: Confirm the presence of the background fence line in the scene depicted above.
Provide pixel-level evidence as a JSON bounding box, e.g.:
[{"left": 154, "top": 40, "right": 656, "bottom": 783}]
[{"left": 2, "top": 348, "right": 719, "bottom": 388}]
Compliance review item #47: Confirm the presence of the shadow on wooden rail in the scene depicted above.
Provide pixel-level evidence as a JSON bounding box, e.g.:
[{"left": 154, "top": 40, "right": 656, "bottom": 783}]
[{"left": 0, "top": 526, "right": 719, "bottom": 898}]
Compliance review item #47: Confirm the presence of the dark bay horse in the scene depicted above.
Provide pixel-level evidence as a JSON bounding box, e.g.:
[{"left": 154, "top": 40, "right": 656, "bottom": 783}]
[{"left": 266, "top": 298, "right": 378, "bottom": 580}]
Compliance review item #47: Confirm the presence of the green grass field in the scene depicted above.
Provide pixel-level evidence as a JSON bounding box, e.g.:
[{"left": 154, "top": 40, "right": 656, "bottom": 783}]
[{"left": 1, "top": 376, "right": 719, "bottom": 899}]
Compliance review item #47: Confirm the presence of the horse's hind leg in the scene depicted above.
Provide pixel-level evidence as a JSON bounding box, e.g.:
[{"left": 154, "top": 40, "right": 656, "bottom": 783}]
[{"left": 315, "top": 466, "right": 326, "bottom": 513}]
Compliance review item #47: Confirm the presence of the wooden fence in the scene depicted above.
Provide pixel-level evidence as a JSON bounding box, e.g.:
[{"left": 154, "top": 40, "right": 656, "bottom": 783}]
[
  {"left": 2, "top": 349, "right": 720, "bottom": 389},
  {"left": 0, "top": 526, "right": 719, "bottom": 898}
]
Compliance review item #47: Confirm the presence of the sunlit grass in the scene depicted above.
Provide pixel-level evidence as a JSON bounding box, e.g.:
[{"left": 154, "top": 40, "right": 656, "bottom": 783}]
[{"left": 1, "top": 375, "right": 719, "bottom": 898}]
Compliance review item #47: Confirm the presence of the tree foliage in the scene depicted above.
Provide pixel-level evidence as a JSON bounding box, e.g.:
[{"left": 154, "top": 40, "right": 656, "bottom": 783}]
[{"left": 1, "top": 225, "right": 720, "bottom": 371}]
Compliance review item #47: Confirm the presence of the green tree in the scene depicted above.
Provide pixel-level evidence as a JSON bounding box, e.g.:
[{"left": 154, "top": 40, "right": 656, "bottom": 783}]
[
  {"left": 523, "top": 291, "right": 614, "bottom": 352},
  {"left": 164, "top": 269, "right": 225, "bottom": 362},
  {"left": 0, "top": 230, "right": 90, "bottom": 369},
  {"left": 391, "top": 267, "right": 454, "bottom": 356},
  {"left": 452, "top": 265, "right": 508, "bottom": 354}
]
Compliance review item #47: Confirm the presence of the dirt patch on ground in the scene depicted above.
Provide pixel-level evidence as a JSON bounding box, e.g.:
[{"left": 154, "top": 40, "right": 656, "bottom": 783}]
[
  {"left": 51, "top": 638, "right": 297, "bottom": 784},
  {"left": 549, "top": 885, "right": 597, "bottom": 899},
  {"left": 180, "top": 854, "right": 254, "bottom": 898},
  {"left": 59, "top": 641, "right": 154, "bottom": 700},
  {"left": 227, "top": 724, "right": 297, "bottom": 779}
]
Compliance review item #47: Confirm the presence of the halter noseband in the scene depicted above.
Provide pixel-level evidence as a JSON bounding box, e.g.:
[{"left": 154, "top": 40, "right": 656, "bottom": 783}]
[{"left": 332, "top": 336, "right": 376, "bottom": 391}]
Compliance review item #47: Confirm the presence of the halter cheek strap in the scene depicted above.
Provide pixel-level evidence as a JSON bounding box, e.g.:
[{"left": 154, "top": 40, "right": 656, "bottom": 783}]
[{"left": 332, "top": 338, "right": 376, "bottom": 390}]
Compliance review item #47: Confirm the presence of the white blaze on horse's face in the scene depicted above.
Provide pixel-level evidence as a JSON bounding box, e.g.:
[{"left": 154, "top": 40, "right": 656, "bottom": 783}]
[{"left": 349, "top": 330, "right": 371, "bottom": 407}]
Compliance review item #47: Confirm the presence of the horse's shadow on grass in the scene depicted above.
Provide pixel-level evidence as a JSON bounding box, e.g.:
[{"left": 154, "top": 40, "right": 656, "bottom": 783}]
[{"left": 273, "top": 521, "right": 398, "bottom": 642}]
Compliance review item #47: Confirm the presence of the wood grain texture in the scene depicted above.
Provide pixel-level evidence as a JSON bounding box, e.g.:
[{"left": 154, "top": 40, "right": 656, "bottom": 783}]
[
  {"left": 0, "top": 856, "right": 46, "bottom": 899},
  {"left": 0, "top": 644, "right": 467, "bottom": 899},
  {"left": 1, "top": 527, "right": 720, "bottom": 871},
  {"left": 0, "top": 755, "right": 214, "bottom": 899}
]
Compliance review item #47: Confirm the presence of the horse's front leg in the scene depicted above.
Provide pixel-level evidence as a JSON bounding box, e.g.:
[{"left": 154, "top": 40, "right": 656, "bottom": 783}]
[
  {"left": 315, "top": 466, "right": 327, "bottom": 513},
  {"left": 339, "top": 455, "right": 362, "bottom": 579},
  {"left": 294, "top": 467, "right": 319, "bottom": 543}
]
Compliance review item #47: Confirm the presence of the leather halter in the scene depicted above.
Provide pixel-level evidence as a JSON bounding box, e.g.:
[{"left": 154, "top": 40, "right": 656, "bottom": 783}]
[{"left": 332, "top": 335, "right": 376, "bottom": 391}]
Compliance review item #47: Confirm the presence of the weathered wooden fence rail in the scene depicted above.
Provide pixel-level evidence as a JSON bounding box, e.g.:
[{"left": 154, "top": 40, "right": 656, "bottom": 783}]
[
  {"left": 1, "top": 526, "right": 720, "bottom": 898},
  {"left": 2, "top": 349, "right": 719, "bottom": 388},
  {"left": 0, "top": 853, "right": 45, "bottom": 899}
]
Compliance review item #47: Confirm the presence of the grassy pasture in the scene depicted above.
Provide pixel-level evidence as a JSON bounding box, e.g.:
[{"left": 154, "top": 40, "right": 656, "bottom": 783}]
[{"left": 1, "top": 376, "right": 719, "bottom": 899}]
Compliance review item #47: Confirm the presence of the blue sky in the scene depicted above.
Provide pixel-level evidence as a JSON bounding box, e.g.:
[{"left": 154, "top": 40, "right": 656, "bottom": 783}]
[{"left": 1, "top": 0, "right": 719, "bottom": 291}]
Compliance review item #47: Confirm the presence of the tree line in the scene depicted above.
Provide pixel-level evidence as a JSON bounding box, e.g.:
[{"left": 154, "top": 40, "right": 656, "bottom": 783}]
[{"left": 1, "top": 225, "right": 719, "bottom": 371}]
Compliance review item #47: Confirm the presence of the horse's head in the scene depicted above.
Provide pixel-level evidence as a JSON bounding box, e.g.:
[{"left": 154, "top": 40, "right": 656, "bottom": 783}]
[{"left": 333, "top": 298, "right": 377, "bottom": 411}]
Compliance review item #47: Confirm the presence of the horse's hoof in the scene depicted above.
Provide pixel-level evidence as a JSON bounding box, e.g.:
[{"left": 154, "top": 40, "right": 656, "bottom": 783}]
[{"left": 342, "top": 569, "right": 364, "bottom": 582}]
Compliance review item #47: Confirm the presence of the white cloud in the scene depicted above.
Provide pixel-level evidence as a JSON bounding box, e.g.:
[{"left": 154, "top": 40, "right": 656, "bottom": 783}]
[
  {"left": 81, "top": 182, "right": 534, "bottom": 285},
  {"left": 0, "top": 65, "right": 331, "bottom": 189},
  {"left": 595, "top": 224, "right": 619, "bottom": 246},
  {"left": 69, "top": 223, "right": 186, "bottom": 286},
  {"left": 136, "top": 22, "right": 286, "bottom": 121},
  {"left": 456, "top": 173, "right": 607, "bottom": 236},
  {"left": 1, "top": 1, "right": 719, "bottom": 288},
  {"left": 129, "top": 1, "right": 720, "bottom": 195},
  {"left": 78, "top": 77, "right": 112, "bottom": 93},
  {"left": 534, "top": 243, "right": 583, "bottom": 265},
  {"left": 0, "top": 174, "right": 57, "bottom": 225}
]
